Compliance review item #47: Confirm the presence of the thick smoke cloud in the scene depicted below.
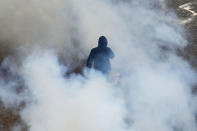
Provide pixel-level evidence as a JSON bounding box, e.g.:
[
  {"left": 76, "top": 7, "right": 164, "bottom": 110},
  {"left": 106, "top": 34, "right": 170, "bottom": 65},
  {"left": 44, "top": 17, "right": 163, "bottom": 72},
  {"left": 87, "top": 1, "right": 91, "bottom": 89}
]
[
  {"left": 19, "top": 52, "right": 126, "bottom": 131},
  {"left": 0, "top": 0, "right": 196, "bottom": 131}
]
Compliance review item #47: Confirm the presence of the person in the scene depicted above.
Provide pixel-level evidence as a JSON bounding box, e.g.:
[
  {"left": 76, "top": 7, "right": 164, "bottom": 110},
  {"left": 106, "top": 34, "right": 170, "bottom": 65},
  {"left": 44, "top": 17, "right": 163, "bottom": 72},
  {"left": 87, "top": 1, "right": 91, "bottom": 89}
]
[{"left": 87, "top": 36, "right": 114, "bottom": 75}]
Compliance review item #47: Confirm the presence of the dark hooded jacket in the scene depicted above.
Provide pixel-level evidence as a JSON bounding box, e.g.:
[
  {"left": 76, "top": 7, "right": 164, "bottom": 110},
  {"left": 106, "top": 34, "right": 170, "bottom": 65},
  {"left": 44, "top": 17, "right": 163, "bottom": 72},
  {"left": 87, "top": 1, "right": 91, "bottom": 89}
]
[{"left": 87, "top": 36, "right": 114, "bottom": 74}]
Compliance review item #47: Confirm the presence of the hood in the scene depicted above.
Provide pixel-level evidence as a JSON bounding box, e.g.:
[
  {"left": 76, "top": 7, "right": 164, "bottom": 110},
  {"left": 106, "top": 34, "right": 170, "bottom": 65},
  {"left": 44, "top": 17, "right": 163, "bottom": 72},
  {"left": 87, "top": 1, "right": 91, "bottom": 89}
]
[{"left": 98, "top": 36, "right": 108, "bottom": 47}]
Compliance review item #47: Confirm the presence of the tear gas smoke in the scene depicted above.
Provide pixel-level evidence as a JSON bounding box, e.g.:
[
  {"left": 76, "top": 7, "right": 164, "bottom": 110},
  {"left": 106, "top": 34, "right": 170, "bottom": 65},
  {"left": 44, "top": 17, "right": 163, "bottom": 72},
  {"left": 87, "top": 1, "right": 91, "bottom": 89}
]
[{"left": 0, "top": 0, "right": 196, "bottom": 131}]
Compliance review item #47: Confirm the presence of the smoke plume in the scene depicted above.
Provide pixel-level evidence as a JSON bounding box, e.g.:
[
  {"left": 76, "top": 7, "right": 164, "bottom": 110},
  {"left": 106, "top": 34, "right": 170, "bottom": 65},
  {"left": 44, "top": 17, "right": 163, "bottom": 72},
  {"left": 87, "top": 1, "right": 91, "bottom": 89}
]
[{"left": 0, "top": 0, "right": 196, "bottom": 131}]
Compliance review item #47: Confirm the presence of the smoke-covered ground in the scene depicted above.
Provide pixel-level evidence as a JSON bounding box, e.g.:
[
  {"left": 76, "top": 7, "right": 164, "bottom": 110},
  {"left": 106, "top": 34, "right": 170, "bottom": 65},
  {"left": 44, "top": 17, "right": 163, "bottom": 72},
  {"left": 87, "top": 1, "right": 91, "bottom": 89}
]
[{"left": 0, "top": 0, "right": 197, "bottom": 131}]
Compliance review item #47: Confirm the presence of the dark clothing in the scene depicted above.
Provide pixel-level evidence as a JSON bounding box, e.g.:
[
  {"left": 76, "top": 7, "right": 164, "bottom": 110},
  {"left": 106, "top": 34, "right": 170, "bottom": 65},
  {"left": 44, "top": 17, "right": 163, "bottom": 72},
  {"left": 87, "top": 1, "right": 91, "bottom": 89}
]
[{"left": 87, "top": 46, "right": 114, "bottom": 75}]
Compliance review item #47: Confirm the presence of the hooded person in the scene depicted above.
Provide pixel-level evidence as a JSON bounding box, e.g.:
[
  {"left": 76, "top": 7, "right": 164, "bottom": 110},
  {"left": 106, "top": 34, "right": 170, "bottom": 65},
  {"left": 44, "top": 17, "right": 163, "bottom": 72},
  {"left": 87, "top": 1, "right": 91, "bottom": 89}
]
[{"left": 87, "top": 36, "right": 115, "bottom": 75}]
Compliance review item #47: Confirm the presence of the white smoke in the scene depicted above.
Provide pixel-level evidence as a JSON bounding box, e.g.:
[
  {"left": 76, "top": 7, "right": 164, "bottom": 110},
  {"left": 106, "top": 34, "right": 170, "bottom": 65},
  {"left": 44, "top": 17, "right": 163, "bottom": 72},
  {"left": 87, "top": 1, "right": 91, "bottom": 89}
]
[
  {"left": 0, "top": 0, "right": 196, "bottom": 131},
  {"left": 18, "top": 51, "right": 126, "bottom": 131}
]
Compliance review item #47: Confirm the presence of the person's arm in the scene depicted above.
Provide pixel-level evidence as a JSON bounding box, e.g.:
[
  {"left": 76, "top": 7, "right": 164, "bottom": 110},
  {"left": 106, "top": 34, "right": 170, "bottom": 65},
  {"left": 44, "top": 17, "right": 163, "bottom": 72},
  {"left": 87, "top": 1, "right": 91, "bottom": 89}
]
[
  {"left": 108, "top": 48, "right": 115, "bottom": 59},
  {"left": 87, "top": 50, "right": 94, "bottom": 68}
]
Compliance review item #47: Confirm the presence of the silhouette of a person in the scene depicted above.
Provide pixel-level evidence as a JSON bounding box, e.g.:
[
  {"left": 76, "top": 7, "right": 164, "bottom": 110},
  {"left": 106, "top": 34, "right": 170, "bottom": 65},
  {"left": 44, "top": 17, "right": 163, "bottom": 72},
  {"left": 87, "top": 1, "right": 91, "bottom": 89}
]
[{"left": 87, "top": 36, "right": 114, "bottom": 75}]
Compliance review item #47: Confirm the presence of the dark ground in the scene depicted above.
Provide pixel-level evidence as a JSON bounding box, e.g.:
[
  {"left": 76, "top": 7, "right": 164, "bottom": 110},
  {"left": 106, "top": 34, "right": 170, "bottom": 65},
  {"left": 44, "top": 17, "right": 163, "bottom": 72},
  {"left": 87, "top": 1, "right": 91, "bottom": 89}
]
[
  {"left": 167, "top": 0, "right": 197, "bottom": 67},
  {"left": 0, "top": 1, "right": 197, "bottom": 130}
]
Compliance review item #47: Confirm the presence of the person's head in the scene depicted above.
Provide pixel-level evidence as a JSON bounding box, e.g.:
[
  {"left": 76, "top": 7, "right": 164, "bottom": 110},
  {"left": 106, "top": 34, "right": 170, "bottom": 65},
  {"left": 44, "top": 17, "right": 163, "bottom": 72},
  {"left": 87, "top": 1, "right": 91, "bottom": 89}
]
[{"left": 98, "top": 36, "right": 108, "bottom": 47}]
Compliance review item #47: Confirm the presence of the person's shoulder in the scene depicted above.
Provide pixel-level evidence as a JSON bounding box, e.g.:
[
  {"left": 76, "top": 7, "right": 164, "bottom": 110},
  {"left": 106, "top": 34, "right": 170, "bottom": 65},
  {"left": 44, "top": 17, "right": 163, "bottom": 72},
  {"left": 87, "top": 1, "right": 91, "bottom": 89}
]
[
  {"left": 106, "top": 47, "right": 111, "bottom": 49},
  {"left": 92, "top": 47, "right": 98, "bottom": 51},
  {"left": 106, "top": 47, "right": 112, "bottom": 51},
  {"left": 90, "top": 47, "right": 98, "bottom": 53}
]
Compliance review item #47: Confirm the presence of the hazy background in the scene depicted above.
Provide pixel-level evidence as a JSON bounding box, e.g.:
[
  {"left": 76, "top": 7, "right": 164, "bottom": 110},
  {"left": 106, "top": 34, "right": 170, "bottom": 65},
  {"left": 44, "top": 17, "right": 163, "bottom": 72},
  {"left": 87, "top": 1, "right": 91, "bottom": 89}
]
[{"left": 0, "top": 0, "right": 197, "bottom": 131}]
